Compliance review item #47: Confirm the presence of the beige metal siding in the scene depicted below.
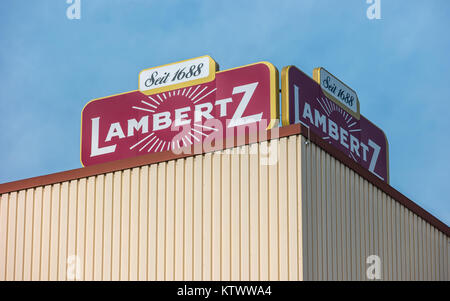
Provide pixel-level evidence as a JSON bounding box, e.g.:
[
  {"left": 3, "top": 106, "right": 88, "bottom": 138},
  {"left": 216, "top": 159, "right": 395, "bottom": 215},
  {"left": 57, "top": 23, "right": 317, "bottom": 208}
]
[
  {"left": 0, "top": 140, "right": 302, "bottom": 280},
  {"left": 0, "top": 134, "right": 448, "bottom": 280},
  {"left": 299, "top": 135, "right": 449, "bottom": 280}
]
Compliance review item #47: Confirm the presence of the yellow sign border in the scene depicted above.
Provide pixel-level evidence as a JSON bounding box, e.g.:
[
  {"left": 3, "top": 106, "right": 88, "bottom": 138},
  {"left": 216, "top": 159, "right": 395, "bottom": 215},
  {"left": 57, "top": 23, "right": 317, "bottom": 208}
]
[
  {"left": 138, "top": 55, "right": 219, "bottom": 95},
  {"left": 280, "top": 65, "right": 293, "bottom": 126},
  {"left": 81, "top": 61, "right": 279, "bottom": 167}
]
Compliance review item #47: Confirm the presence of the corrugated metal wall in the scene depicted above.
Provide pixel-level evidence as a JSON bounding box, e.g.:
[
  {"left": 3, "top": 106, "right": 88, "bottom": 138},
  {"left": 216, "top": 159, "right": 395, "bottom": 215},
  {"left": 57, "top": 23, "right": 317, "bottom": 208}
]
[
  {"left": 298, "top": 135, "right": 449, "bottom": 280},
  {"left": 0, "top": 139, "right": 302, "bottom": 281},
  {"left": 0, "top": 135, "right": 448, "bottom": 280}
]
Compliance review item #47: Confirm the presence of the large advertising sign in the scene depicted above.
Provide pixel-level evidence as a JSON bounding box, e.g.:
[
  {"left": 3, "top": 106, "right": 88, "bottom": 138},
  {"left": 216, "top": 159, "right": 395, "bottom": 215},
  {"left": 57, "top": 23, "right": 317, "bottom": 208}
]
[
  {"left": 281, "top": 66, "right": 389, "bottom": 183},
  {"left": 81, "top": 60, "right": 279, "bottom": 166}
]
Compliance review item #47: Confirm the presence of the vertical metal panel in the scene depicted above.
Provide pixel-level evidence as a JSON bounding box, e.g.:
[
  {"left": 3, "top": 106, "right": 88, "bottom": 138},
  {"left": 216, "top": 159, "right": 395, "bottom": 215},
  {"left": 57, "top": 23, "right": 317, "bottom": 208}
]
[
  {"left": 299, "top": 136, "right": 449, "bottom": 280},
  {"left": 0, "top": 193, "right": 8, "bottom": 280},
  {"left": 418, "top": 215, "right": 424, "bottom": 280},
  {"left": 6, "top": 191, "right": 16, "bottom": 281},
  {"left": 0, "top": 134, "right": 448, "bottom": 281},
  {"left": 48, "top": 186, "right": 59, "bottom": 281},
  {"left": 363, "top": 179, "right": 370, "bottom": 279},
  {"left": 334, "top": 160, "right": 343, "bottom": 280},
  {"left": 147, "top": 165, "right": 157, "bottom": 280},
  {"left": 259, "top": 142, "right": 269, "bottom": 280},
  {"left": 57, "top": 183, "right": 68, "bottom": 281},
  {"left": 102, "top": 173, "right": 113, "bottom": 281},
  {"left": 297, "top": 138, "right": 305, "bottom": 281},
  {"left": 377, "top": 189, "right": 383, "bottom": 280},
  {"left": 129, "top": 169, "right": 139, "bottom": 281},
  {"left": 343, "top": 164, "right": 350, "bottom": 280},
  {"left": 156, "top": 162, "right": 167, "bottom": 280},
  {"left": 303, "top": 138, "right": 312, "bottom": 280},
  {"left": 211, "top": 152, "right": 221, "bottom": 280},
  {"left": 202, "top": 153, "right": 212, "bottom": 281},
  {"left": 278, "top": 139, "right": 288, "bottom": 280},
  {"left": 249, "top": 144, "right": 259, "bottom": 281},
  {"left": 174, "top": 159, "right": 184, "bottom": 280},
  {"left": 240, "top": 147, "right": 250, "bottom": 281},
  {"left": 310, "top": 144, "right": 317, "bottom": 280},
  {"left": 83, "top": 177, "right": 94, "bottom": 280},
  {"left": 166, "top": 160, "right": 175, "bottom": 280},
  {"left": 31, "top": 187, "right": 42, "bottom": 280},
  {"left": 287, "top": 136, "right": 299, "bottom": 281},
  {"left": 329, "top": 153, "right": 336, "bottom": 280},
  {"left": 134, "top": 167, "right": 145, "bottom": 280},
  {"left": 23, "top": 189, "right": 34, "bottom": 280},
  {"left": 414, "top": 208, "right": 419, "bottom": 280},
  {"left": 184, "top": 158, "right": 193, "bottom": 280},
  {"left": 268, "top": 141, "right": 279, "bottom": 280},
  {"left": 318, "top": 150, "right": 326, "bottom": 280},
  {"left": 74, "top": 178, "right": 85, "bottom": 281},
  {"left": 111, "top": 172, "right": 121, "bottom": 280},
  {"left": 93, "top": 175, "right": 104, "bottom": 281},
  {"left": 445, "top": 229, "right": 448, "bottom": 279},
  {"left": 193, "top": 156, "right": 203, "bottom": 281},
  {"left": 383, "top": 194, "right": 389, "bottom": 280},
  {"left": 40, "top": 186, "right": 51, "bottom": 280},
  {"left": 223, "top": 151, "right": 232, "bottom": 281},
  {"left": 386, "top": 194, "right": 392, "bottom": 280},
  {"left": 14, "top": 190, "right": 25, "bottom": 281},
  {"left": 230, "top": 150, "right": 240, "bottom": 280}
]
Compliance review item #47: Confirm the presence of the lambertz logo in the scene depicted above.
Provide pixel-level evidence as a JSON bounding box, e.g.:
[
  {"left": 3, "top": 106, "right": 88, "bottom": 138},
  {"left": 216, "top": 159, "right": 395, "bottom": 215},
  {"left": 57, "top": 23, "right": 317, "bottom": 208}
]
[
  {"left": 282, "top": 66, "right": 389, "bottom": 183},
  {"left": 81, "top": 59, "right": 279, "bottom": 166}
]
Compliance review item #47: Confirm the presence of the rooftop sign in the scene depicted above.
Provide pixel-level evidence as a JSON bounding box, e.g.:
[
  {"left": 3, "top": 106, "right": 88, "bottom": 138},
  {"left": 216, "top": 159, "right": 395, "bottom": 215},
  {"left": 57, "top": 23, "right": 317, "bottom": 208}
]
[
  {"left": 282, "top": 65, "right": 389, "bottom": 183},
  {"left": 81, "top": 58, "right": 279, "bottom": 166}
]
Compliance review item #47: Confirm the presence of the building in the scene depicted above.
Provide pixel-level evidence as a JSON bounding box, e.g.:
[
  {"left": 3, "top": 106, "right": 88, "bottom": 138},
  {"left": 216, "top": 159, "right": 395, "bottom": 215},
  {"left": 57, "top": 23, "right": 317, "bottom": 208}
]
[{"left": 0, "top": 123, "right": 448, "bottom": 281}]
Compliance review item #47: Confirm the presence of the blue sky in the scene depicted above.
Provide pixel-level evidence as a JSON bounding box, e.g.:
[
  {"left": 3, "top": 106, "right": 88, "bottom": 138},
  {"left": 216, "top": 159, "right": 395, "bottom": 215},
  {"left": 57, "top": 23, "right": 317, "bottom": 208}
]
[{"left": 0, "top": 0, "right": 449, "bottom": 226}]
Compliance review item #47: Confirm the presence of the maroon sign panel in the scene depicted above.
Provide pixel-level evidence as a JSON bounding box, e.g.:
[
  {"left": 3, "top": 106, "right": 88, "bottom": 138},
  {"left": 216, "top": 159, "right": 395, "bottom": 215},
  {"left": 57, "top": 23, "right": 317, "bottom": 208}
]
[
  {"left": 282, "top": 66, "right": 389, "bottom": 183},
  {"left": 81, "top": 62, "right": 278, "bottom": 166}
]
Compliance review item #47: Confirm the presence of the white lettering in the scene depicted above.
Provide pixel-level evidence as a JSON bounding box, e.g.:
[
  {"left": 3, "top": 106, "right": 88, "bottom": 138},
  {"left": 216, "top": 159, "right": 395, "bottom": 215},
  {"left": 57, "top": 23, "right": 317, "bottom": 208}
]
[
  {"left": 328, "top": 119, "right": 339, "bottom": 141},
  {"left": 153, "top": 112, "right": 172, "bottom": 131},
  {"left": 228, "top": 82, "right": 262, "bottom": 127},
  {"left": 314, "top": 109, "right": 327, "bottom": 133},
  {"left": 194, "top": 103, "right": 214, "bottom": 122},
  {"left": 368, "top": 139, "right": 384, "bottom": 180},
  {"left": 90, "top": 117, "right": 116, "bottom": 157},
  {"left": 174, "top": 106, "right": 191, "bottom": 126},
  {"left": 302, "top": 103, "right": 313, "bottom": 124},
  {"left": 361, "top": 142, "right": 369, "bottom": 161},
  {"left": 294, "top": 84, "right": 301, "bottom": 123},
  {"left": 350, "top": 135, "right": 360, "bottom": 157},
  {"left": 215, "top": 98, "right": 232, "bottom": 117},
  {"left": 340, "top": 127, "right": 349, "bottom": 149},
  {"left": 105, "top": 122, "right": 125, "bottom": 142},
  {"left": 127, "top": 116, "right": 148, "bottom": 137},
  {"left": 300, "top": 101, "right": 384, "bottom": 181}
]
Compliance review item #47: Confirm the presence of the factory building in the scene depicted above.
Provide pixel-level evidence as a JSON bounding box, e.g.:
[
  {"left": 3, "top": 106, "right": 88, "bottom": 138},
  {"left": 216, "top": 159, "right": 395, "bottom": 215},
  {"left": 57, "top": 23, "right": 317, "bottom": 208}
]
[{"left": 0, "top": 58, "right": 448, "bottom": 280}]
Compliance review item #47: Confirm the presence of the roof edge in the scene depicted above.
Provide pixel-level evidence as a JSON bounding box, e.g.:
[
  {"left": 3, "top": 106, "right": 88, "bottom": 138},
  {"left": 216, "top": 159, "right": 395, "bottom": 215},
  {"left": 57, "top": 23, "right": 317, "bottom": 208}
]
[{"left": 1, "top": 124, "right": 449, "bottom": 237}]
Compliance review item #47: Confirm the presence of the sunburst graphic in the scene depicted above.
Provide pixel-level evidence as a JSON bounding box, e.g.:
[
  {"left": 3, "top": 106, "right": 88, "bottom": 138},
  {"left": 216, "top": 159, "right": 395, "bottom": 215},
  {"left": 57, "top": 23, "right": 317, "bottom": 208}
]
[
  {"left": 316, "top": 97, "right": 361, "bottom": 162},
  {"left": 129, "top": 84, "right": 217, "bottom": 153}
]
